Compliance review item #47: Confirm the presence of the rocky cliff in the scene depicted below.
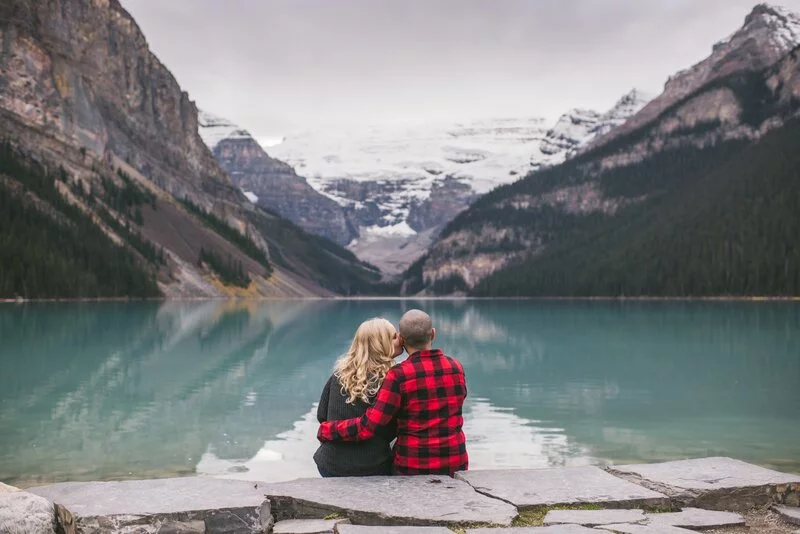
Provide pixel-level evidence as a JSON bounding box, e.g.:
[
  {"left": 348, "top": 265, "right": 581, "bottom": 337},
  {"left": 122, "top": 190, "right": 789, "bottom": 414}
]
[
  {"left": 215, "top": 136, "right": 355, "bottom": 246},
  {"left": 0, "top": 0, "right": 376, "bottom": 298},
  {"left": 0, "top": 0, "right": 243, "bottom": 208}
]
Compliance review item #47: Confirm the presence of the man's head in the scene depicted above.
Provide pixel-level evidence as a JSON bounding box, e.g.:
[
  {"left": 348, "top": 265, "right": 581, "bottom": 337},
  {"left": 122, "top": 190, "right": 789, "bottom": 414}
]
[{"left": 399, "top": 309, "right": 435, "bottom": 353}]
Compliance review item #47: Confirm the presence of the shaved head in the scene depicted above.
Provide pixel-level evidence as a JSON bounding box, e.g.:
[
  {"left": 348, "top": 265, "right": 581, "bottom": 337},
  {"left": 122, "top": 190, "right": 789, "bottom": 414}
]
[{"left": 399, "top": 309, "right": 434, "bottom": 349}]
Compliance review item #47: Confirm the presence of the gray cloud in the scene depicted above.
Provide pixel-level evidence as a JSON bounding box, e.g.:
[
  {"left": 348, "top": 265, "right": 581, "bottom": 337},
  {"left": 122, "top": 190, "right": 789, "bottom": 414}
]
[{"left": 121, "top": 0, "right": 800, "bottom": 138}]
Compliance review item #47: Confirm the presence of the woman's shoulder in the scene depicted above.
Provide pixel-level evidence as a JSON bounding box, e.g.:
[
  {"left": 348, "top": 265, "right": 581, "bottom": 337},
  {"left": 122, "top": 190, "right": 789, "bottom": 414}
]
[{"left": 327, "top": 375, "right": 354, "bottom": 401}]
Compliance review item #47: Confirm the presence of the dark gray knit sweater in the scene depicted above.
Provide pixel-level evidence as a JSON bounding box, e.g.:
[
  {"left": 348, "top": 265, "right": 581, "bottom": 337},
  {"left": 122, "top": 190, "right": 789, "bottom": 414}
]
[{"left": 313, "top": 375, "right": 396, "bottom": 476}]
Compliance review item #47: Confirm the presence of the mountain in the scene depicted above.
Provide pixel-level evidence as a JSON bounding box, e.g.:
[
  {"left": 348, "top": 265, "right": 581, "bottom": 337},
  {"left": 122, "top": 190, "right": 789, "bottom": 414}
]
[
  {"left": 0, "top": 0, "right": 378, "bottom": 299},
  {"left": 266, "top": 92, "right": 649, "bottom": 273},
  {"left": 540, "top": 89, "right": 653, "bottom": 157},
  {"left": 583, "top": 3, "right": 800, "bottom": 155},
  {"left": 198, "top": 111, "right": 356, "bottom": 246},
  {"left": 405, "top": 3, "right": 800, "bottom": 296},
  {"left": 473, "top": 115, "right": 800, "bottom": 297}
]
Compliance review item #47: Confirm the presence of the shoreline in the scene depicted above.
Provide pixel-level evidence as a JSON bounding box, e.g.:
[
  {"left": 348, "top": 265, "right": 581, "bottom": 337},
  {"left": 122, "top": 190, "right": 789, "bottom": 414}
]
[
  {"left": 7, "top": 457, "right": 800, "bottom": 533},
  {"left": 2, "top": 295, "right": 800, "bottom": 304}
]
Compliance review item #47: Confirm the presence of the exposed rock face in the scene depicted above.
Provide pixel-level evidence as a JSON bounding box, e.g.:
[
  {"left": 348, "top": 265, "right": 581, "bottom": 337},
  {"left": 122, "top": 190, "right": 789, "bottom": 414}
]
[
  {"left": 212, "top": 136, "right": 355, "bottom": 246},
  {"left": 407, "top": 176, "right": 477, "bottom": 233},
  {"left": 0, "top": 0, "right": 240, "bottom": 207},
  {"left": 585, "top": 3, "right": 800, "bottom": 154},
  {"left": 0, "top": 0, "right": 276, "bottom": 297},
  {"left": 199, "top": 111, "right": 356, "bottom": 246},
  {"left": 0, "top": 487, "right": 75, "bottom": 534},
  {"left": 540, "top": 109, "right": 601, "bottom": 156}
]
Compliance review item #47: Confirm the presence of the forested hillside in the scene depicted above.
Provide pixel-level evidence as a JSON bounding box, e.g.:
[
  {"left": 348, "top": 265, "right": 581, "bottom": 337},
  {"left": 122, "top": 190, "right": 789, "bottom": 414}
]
[
  {"left": 0, "top": 144, "right": 161, "bottom": 299},
  {"left": 473, "top": 118, "right": 800, "bottom": 297},
  {"left": 245, "top": 208, "right": 385, "bottom": 296}
]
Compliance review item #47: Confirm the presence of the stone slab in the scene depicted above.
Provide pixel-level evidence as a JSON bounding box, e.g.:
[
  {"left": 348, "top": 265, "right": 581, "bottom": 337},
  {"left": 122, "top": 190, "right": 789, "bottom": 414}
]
[
  {"left": 646, "top": 508, "right": 745, "bottom": 529},
  {"left": 157, "top": 520, "right": 206, "bottom": 534},
  {"left": 336, "top": 526, "right": 453, "bottom": 534},
  {"left": 0, "top": 491, "right": 58, "bottom": 534},
  {"left": 274, "top": 518, "right": 350, "bottom": 533},
  {"left": 610, "top": 457, "right": 800, "bottom": 510},
  {"left": 264, "top": 475, "right": 517, "bottom": 527},
  {"left": 599, "top": 524, "right": 694, "bottom": 534},
  {"left": 774, "top": 505, "right": 800, "bottom": 526},
  {"left": 544, "top": 509, "right": 645, "bottom": 526},
  {"left": 467, "top": 527, "right": 599, "bottom": 533},
  {"left": 28, "top": 477, "right": 271, "bottom": 533},
  {"left": 455, "top": 467, "right": 669, "bottom": 509}
]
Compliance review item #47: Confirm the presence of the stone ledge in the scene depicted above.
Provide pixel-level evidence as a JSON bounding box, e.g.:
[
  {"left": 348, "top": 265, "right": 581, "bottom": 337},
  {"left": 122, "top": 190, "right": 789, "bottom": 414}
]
[
  {"left": 609, "top": 457, "right": 800, "bottom": 511},
  {"left": 467, "top": 527, "right": 600, "bottom": 533},
  {"left": 455, "top": 466, "right": 670, "bottom": 510},
  {"left": 262, "top": 475, "right": 517, "bottom": 527},
  {"left": 543, "top": 509, "right": 645, "bottom": 526},
  {"left": 27, "top": 478, "right": 272, "bottom": 533},
  {"left": 273, "top": 518, "right": 350, "bottom": 533},
  {"left": 10, "top": 457, "right": 800, "bottom": 533},
  {"left": 645, "top": 507, "right": 745, "bottom": 529},
  {"left": 773, "top": 505, "right": 800, "bottom": 526},
  {"left": 598, "top": 524, "right": 694, "bottom": 533},
  {"left": 337, "top": 526, "right": 453, "bottom": 534}
]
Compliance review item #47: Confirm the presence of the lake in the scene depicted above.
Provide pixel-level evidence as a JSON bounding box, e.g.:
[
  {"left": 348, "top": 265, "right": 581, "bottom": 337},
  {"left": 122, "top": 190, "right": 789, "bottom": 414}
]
[{"left": 1, "top": 299, "right": 799, "bottom": 488}]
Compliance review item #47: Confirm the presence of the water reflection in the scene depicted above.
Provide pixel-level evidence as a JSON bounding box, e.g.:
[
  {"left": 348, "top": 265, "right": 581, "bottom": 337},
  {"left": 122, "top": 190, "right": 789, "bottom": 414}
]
[{"left": 1, "top": 300, "right": 799, "bottom": 487}]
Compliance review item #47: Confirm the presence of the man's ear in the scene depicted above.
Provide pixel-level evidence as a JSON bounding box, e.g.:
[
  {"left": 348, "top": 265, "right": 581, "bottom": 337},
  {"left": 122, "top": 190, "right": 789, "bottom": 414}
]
[{"left": 430, "top": 327, "right": 436, "bottom": 343}]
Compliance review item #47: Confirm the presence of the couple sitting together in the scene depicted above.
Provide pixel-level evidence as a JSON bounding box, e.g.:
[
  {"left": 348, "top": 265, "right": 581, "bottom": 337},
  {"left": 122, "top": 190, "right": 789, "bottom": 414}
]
[{"left": 314, "top": 309, "right": 469, "bottom": 477}]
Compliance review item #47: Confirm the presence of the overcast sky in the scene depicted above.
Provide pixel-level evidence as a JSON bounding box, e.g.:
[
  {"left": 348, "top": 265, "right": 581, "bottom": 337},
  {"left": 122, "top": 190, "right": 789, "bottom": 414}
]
[{"left": 122, "top": 0, "right": 800, "bottom": 138}]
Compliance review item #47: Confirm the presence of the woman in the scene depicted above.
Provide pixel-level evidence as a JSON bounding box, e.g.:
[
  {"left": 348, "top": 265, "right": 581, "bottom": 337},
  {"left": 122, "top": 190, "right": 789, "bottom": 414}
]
[{"left": 313, "top": 317, "right": 403, "bottom": 477}]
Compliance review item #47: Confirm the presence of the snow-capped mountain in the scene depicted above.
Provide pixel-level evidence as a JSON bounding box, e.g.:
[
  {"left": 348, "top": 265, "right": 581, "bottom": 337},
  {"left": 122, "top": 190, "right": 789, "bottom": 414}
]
[
  {"left": 198, "top": 111, "right": 355, "bottom": 245},
  {"left": 197, "top": 110, "right": 254, "bottom": 151},
  {"left": 195, "top": 92, "right": 651, "bottom": 273},
  {"left": 540, "top": 89, "right": 653, "bottom": 156},
  {"left": 260, "top": 90, "right": 649, "bottom": 272}
]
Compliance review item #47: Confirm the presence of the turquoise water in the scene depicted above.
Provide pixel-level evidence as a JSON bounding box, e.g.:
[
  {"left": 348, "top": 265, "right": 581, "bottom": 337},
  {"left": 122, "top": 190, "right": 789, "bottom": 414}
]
[{"left": 1, "top": 300, "right": 798, "bottom": 488}]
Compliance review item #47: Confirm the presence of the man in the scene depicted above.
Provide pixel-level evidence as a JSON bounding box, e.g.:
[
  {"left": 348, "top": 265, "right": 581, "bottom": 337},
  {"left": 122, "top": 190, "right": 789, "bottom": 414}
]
[{"left": 317, "top": 309, "right": 469, "bottom": 476}]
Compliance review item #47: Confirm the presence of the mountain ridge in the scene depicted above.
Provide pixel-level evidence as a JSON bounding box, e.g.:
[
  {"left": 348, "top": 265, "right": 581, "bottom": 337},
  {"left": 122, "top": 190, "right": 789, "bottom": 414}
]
[
  {"left": 200, "top": 90, "right": 650, "bottom": 273},
  {"left": 583, "top": 2, "right": 800, "bottom": 154},
  {"left": 405, "top": 3, "right": 800, "bottom": 296}
]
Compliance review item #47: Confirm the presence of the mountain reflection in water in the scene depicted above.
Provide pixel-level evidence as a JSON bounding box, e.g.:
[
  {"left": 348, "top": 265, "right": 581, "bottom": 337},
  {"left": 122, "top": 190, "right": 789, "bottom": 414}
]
[{"left": 1, "top": 299, "right": 798, "bottom": 487}]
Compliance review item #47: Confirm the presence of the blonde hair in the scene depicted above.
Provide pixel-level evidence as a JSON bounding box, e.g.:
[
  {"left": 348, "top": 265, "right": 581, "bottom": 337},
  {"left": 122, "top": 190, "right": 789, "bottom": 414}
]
[{"left": 334, "top": 317, "right": 397, "bottom": 404}]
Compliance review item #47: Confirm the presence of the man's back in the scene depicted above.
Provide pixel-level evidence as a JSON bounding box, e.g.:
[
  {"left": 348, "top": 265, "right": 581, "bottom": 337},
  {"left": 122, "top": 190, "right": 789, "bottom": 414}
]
[
  {"left": 391, "top": 349, "right": 468, "bottom": 474},
  {"left": 317, "top": 348, "right": 468, "bottom": 476}
]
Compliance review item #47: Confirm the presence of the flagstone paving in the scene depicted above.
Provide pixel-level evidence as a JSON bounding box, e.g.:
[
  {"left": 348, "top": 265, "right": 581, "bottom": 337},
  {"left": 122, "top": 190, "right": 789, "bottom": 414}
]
[{"left": 455, "top": 467, "right": 669, "bottom": 510}]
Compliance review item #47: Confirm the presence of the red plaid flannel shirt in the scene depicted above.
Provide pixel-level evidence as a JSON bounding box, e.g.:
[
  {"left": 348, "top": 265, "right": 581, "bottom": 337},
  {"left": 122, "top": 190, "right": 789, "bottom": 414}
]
[{"left": 317, "top": 348, "right": 468, "bottom": 475}]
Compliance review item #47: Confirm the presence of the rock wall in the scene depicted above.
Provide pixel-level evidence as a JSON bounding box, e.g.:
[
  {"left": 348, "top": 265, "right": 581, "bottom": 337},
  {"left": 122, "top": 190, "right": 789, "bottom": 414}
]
[
  {"left": 0, "top": 0, "right": 240, "bottom": 207},
  {"left": 213, "top": 137, "right": 355, "bottom": 245}
]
